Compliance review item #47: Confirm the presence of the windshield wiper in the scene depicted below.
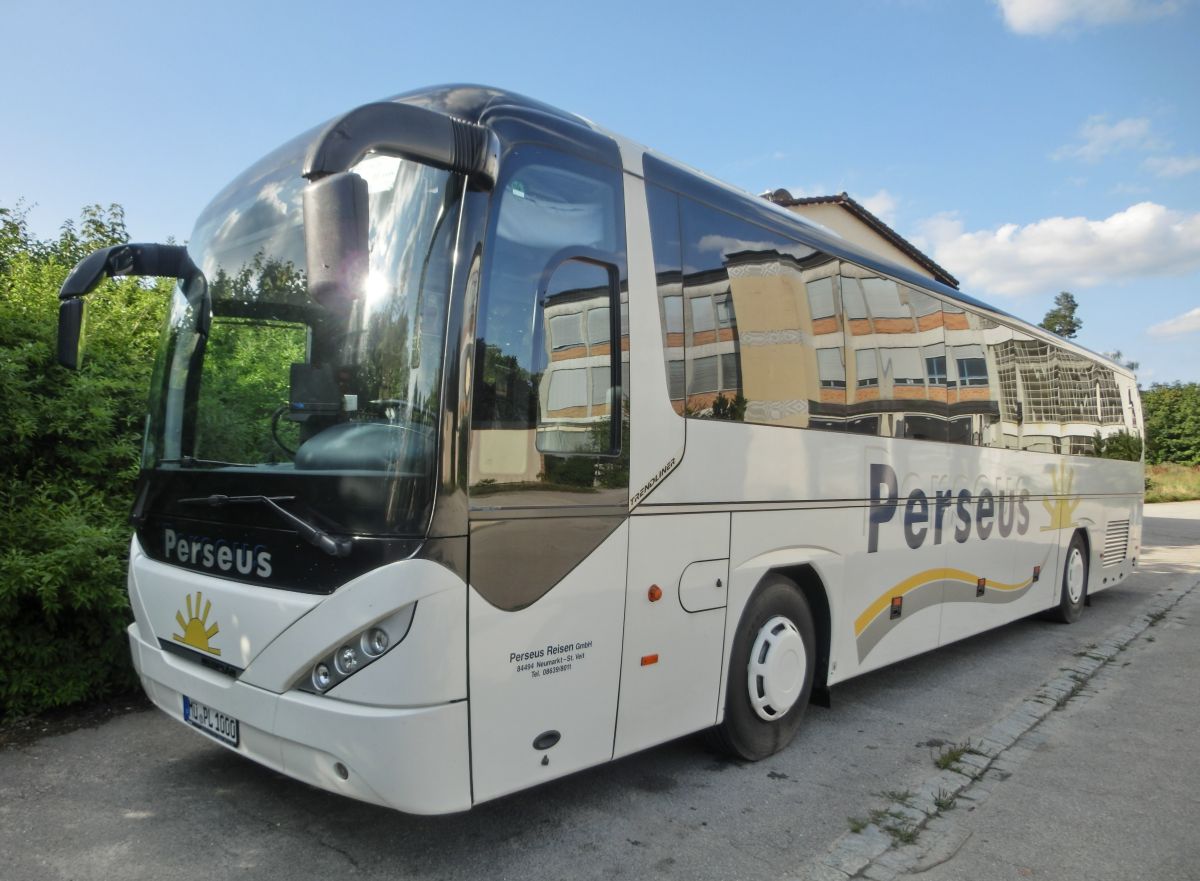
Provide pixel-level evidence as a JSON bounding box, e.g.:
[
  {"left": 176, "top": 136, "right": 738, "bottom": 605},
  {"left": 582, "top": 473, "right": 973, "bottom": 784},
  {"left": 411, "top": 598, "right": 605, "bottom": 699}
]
[{"left": 179, "top": 494, "right": 352, "bottom": 557}]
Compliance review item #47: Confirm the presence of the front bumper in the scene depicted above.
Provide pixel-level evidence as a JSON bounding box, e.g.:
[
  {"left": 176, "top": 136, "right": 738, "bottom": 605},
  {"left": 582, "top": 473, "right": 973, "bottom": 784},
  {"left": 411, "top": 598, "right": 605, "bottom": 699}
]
[{"left": 129, "top": 622, "right": 471, "bottom": 815}]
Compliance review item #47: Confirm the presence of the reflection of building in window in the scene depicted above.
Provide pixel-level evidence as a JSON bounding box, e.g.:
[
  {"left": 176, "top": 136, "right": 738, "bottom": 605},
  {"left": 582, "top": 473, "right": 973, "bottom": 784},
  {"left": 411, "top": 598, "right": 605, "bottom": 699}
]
[
  {"left": 924, "top": 344, "right": 947, "bottom": 387},
  {"left": 988, "top": 332, "right": 1126, "bottom": 455},
  {"left": 763, "top": 189, "right": 960, "bottom": 288},
  {"left": 954, "top": 345, "right": 989, "bottom": 385},
  {"left": 855, "top": 349, "right": 879, "bottom": 387},
  {"left": 679, "top": 271, "right": 743, "bottom": 415},
  {"left": 649, "top": 185, "right": 1138, "bottom": 454},
  {"left": 538, "top": 284, "right": 614, "bottom": 452},
  {"left": 817, "top": 348, "right": 846, "bottom": 388}
]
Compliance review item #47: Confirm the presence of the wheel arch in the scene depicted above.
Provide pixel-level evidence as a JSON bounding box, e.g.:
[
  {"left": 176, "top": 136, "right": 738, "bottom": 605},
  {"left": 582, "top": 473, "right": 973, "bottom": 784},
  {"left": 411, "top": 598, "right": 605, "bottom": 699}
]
[
  {"left": 1072, "top": 526, "right": 1093, "bottom": 604},
  {"left": 724, "top": 547, "right": 841, "bottom": 722},
  {"left": 768, "top": 564, "right": 833, "bottom": 707}
]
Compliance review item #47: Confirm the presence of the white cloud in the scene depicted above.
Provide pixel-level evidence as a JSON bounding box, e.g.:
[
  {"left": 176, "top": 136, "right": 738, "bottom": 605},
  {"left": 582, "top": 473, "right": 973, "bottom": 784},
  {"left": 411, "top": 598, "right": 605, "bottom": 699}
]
[
  {"left": 1144, "top": 154, "right": 1200, "bottom": 177},
  {"left": 914, "top": 202, "right": 1200, "bottom": 297},
  {"left": 1053, "top": 116, "right": 1162, "bottom": 162},
  {"left": 859, "top": 189, "right": 898, "bottom": 226},
  {"left": 1148, "top": 307, "right": 1200, "bottom": 337},
  {"left": 997, "top": 0, "right": 1181, "bottom": 35}
]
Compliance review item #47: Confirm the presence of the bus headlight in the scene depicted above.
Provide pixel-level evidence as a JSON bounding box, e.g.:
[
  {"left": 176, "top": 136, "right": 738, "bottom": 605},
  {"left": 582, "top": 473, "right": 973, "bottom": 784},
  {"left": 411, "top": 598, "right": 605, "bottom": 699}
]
[
  {"left": 334, "top": 645, "right": 360, "bottom": 676},
  {"left": 300, "top": 603, "right": 416, "bottom": 694},
  {"left": 361, "top": 628, "right": 389, "bottom": 658},
  {"left": 312, "top": 662, "right": 333, "bottom": 691}
]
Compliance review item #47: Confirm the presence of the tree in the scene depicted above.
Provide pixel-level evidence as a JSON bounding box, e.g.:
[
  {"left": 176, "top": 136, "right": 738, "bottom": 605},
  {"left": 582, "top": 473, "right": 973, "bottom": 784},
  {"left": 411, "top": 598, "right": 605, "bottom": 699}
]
[
  {"left": 0, "top": 202, "right": 170, "bottom": 717},
  {"left": 1141, "top": 382, "right": 1200, "bottom": 466},
  {"left": 1039, "top": 291, "right": 1082, "bottom": 339},
  {"left": 1103, "top": 349, "right": 1139, "bottom": 373}
]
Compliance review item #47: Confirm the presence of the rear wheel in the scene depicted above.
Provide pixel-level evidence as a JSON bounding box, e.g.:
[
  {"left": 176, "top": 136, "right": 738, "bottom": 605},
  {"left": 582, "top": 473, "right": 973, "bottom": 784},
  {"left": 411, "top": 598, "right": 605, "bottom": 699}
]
[
  {"left": 710, "top": 576, "right": 816, "bottom": 761},
  {"left": 1050, "top": 533, "right": 1089, "bottom": 624}
]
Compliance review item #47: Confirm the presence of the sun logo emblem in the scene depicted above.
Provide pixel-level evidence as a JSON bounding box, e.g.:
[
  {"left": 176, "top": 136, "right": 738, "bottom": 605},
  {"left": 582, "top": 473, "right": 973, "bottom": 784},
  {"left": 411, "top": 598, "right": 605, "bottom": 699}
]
[
  {"left": 172, "top": 591, "right": 221, "bottom": 656},
  {"left": 1041, "top": 462, "right": 1081, "bottom": 532}
]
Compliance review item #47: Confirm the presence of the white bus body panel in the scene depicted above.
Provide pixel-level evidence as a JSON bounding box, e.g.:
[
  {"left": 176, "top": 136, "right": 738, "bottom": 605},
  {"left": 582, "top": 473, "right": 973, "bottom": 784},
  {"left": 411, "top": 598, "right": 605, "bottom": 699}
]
[
  {"left": 468, "top": 523, "right": 629, "bottom": 805},
  {"left": 614, "top": 513, "right": 728, "bottom": 758},
  {"left": 126, "top": 538, "right": 472, "bottom": 814},
  {"left": 129, "top": 548, "right": 320, "bottom": 671},
  {"left": 641, "top": 419, "right": 1143, "bottom": 690}
]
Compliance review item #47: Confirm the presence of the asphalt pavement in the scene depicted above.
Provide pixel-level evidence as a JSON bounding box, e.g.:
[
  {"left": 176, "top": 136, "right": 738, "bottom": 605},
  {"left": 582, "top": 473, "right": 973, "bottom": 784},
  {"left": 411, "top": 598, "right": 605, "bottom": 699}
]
[
  {"left": 900, "top": 501, "right": 1200, "bottom": 880},
  {"left": 1, "top": 502, "right": 1196, "bottom": 881}
]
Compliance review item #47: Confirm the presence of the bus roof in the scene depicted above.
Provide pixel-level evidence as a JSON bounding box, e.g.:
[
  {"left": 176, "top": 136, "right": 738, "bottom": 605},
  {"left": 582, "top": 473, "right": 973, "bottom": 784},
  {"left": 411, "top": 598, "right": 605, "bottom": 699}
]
[{"left": 384, "top": 85, "right": 1132, "bottom": 379}]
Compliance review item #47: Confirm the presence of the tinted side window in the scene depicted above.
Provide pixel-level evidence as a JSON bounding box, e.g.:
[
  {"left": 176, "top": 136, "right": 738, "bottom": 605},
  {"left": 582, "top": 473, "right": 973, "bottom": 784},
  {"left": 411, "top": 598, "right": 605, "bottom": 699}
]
[
  {"left": 939, "top": 304, "right": 1000, "bottom": 447},
  {"left": 679, "top": 198, "right": 826, "bottom": 425},
  {"left": 841, "top": 268, "right": 948, "bottom": 441}
]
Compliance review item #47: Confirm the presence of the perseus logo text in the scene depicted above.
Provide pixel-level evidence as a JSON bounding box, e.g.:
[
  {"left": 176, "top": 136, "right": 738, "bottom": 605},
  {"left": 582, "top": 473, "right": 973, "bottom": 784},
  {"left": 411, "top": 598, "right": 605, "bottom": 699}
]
[
  {"left": 163, "top": 528, "right": 273, "bottom": 578},
  {"left": 868, "top": 463, "right": 1031, "bottom": 553}
]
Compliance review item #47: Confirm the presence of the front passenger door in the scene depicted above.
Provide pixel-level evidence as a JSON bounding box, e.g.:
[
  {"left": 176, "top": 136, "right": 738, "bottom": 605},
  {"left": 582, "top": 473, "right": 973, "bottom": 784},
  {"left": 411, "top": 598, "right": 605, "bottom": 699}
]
[{"left": 466, "top": 144, "right": 631, "bottom": 804}]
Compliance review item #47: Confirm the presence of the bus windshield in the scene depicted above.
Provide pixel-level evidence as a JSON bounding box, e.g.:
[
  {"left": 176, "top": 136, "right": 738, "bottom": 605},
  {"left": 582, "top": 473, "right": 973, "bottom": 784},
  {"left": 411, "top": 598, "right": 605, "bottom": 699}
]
[{"left": 143, "top": 133, "right": 463, "bottom": 536}]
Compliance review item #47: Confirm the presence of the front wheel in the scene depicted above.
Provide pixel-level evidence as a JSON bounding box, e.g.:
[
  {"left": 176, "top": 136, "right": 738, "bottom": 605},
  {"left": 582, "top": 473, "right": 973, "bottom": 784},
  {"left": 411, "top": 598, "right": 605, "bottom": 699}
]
[
  {"left": 710, "top": 576, "right": 816, "bottom": 761},
  {"left": 1049, "top": 533, "right": 1089, "bottom": 624}
]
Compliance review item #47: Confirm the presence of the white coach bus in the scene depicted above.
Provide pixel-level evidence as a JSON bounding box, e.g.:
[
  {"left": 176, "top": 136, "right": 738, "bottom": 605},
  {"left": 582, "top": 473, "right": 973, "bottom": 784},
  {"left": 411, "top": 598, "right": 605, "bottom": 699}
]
[{"left": 57, "top": 86, "right": 1143, "bottom": 814}]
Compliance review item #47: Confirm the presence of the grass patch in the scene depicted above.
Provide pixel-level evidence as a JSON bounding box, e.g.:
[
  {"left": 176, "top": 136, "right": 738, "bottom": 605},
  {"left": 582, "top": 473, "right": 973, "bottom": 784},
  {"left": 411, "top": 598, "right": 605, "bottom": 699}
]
[
  {"left": 848, "top": 816, "right": 868, "bottom": 834},
  {"left": 1145, "top": 464, "right": 1200, "bottom": 503},
  {"left": 867, "top": 807, "right": 920, "bottom": 844},
  {"left": 933, "top": 741, "right": 980, "bottom": 770},
  {"left": 934, "top": 788, "right": 957, "bottom": 812}
]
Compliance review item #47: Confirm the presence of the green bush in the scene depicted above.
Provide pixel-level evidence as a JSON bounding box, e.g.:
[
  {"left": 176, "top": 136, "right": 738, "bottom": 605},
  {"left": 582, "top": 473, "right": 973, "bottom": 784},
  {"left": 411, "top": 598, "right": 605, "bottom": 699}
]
[
  {"left": 1142, "top": 382, "right": 1200, "bottom": 466},
  {"left": 0, "top": 204, "right": 169, "bottom": 718},
  {"left": 1092, "top": 429, "right": 1143, "bottom": 461}
]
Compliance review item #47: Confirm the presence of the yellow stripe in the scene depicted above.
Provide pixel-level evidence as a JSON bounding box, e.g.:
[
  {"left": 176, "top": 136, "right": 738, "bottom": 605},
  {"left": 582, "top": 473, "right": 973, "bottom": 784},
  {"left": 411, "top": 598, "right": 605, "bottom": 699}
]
[{"left": 854, "top": 567, "right": 1033, "bottom": 636}]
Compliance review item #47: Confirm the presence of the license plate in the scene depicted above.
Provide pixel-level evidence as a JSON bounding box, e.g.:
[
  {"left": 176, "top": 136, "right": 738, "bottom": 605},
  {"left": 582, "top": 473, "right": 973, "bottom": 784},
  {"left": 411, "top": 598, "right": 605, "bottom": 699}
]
[{"left": 182, "top": 695, "right": 240, "bottom": 747}]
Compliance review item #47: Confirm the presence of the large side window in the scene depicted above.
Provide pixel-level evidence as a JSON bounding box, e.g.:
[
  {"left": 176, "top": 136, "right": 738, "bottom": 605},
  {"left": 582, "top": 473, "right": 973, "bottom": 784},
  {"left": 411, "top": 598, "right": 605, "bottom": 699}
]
[
  {"left": 944, "top": 303, "right": 1001, "bottom": 446},
  {"left": 471, "top": 146, "right": 626, "bottom": 491},
  {"left": 679, "top": 197, "right": 832, "bottom": 426},
  {"left": 840, "top": 268, "right": 948, "bottom": 441}
]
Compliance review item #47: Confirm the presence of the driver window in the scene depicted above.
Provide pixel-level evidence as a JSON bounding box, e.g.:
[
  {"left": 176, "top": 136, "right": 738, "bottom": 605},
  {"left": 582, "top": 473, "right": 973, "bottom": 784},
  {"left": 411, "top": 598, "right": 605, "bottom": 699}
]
[{"left": 471, "top": 146, "right": 625, "bottom": 491}]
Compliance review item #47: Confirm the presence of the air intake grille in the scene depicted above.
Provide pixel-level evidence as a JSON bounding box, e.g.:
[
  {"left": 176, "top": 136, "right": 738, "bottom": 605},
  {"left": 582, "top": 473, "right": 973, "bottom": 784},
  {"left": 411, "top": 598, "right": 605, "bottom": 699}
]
[{"left": 1102, "top": 520, "right": 1130, "bottom": 567}]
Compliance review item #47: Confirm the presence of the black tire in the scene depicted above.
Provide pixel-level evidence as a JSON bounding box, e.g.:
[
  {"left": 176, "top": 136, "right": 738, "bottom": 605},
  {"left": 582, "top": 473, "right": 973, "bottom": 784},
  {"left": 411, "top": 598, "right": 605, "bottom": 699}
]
[
  {"left": 1049, "top": 532, "right": 1089, "bottom": 624},
  {"left": 710, "top": 576, "right": 816, "bottom": 761}
]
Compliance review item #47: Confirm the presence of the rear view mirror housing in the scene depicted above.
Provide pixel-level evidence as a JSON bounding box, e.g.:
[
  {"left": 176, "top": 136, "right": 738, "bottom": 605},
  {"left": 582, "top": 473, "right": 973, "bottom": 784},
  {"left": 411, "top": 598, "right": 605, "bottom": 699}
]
[
  {"left": 302, "top": 172, "right": 369, "bottom": 313},
  {"left": 55, "top": 243, "right": 196, "bottom": 369},
  {"left": 300, "top": 100, "right": 499, "bottom": 315}
]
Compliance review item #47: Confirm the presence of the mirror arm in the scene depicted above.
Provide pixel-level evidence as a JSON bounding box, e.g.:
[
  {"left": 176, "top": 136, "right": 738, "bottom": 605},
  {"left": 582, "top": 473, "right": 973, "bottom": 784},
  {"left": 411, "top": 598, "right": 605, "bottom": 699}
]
[
  {"left": 56, "top": 243, "right": 197, "bottom": 369},
  {"left": 58, "top": 243, "right": 195, "bottom": 301},
  {"left": 302, "top": 101, "right": 499, "bottom": 188}
]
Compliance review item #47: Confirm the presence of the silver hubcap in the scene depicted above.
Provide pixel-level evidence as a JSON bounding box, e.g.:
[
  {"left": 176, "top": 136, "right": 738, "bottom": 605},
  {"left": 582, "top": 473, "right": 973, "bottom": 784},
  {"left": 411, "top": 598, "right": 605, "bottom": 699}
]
[
  {"left": 747, "top": 616, "right": 807, "bottom": 721},
  {"left": 1067, "top": 547, "right": 1086, "bottom": 604}
]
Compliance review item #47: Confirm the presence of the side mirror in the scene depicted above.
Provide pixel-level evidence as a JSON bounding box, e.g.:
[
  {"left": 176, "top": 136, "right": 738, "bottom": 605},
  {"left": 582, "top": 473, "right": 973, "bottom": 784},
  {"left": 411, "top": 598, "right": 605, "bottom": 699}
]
[
  {"left": 56, "top": 242, "right": 196, "bottom": 369},
  {"left": 303, "top": 171, "right": 369, "bottom": 312},
  {"left": 57, "top": 297, "right": 86, "bottom": 369}
]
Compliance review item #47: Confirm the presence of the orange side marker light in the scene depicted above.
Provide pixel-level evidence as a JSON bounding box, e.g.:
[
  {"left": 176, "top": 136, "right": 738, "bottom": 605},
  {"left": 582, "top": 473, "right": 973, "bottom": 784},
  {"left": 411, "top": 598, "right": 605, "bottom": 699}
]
[
  {"left": 640, "top": 654, "right": 659, "bottom": 667},
  {"left": 647, "top": 584, "right": 663, "bottom": 603}
]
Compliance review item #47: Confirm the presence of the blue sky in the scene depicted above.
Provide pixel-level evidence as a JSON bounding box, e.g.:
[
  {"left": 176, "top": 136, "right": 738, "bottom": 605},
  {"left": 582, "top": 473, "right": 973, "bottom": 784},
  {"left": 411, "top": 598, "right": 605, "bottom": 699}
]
[{"left": 3, "top": 0, "right": 1197, "bottom": 382}]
